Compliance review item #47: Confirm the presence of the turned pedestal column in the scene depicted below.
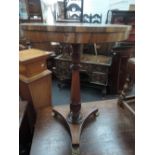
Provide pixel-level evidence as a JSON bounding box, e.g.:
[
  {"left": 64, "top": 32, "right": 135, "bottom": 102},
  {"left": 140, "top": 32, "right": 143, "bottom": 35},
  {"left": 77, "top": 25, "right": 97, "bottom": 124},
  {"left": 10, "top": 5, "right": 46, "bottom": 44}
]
[{"left": 52, "top": 44, "right": 98, "bottom": 146}]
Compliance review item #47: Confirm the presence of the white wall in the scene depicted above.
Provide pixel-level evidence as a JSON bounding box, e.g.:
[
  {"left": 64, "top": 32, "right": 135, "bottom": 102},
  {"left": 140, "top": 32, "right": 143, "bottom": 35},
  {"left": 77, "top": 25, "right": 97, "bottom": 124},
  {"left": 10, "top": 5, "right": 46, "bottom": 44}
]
[
  {"left": 83, "top": 0, "right": 109, "bottom": 23},
  {"left": 83, "top": 0, "right": 135, "bottom": 23},
  {"left": 109, "top": 0, "right": 135, "bottom": 10},
  {"left": 40, "top": 0, "right": 135, "bottom": 24}
]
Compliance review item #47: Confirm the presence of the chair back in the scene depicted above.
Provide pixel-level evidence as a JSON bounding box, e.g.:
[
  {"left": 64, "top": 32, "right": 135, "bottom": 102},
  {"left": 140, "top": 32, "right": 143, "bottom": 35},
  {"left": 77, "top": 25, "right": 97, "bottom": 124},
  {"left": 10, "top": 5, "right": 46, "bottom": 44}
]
[
  {"left": 91, "top": 14, "right": 102, "bottom": 23},
  {"left": 64, "top": 0, "right": 83, "bottom": 22},
  {"left": 82, "top": 14, "right": 91, "bottom": 23}
]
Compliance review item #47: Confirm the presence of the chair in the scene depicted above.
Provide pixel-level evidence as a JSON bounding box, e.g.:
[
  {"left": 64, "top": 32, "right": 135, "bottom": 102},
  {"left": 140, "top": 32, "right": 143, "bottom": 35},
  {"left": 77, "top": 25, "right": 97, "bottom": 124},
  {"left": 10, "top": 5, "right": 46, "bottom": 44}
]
[
  {"left": 70, "top": 13, "right": 80, "bottom": 20},
  {"left": 91, "top": 14, "right": 102, "bottom": 23},
  {"left": 64, "top": 0, "right": 84, "bottom": 22},
  {"left": 82, "top": 14, "right": 91, "bottom": 23}
]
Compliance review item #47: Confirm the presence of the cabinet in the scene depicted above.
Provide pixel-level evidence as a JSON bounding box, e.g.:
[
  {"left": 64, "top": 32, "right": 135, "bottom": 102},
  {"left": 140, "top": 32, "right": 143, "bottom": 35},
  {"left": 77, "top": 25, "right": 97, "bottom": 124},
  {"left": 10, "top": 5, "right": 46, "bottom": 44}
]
[
  {"left": 109, "top": 46, "right": 134, "bottom": 94},
  {"left": 19, "top": 100, "right": 36, "bottom": 155},
  {"left": 106, "top": 10, "right": 135, "bottom": 94},
  {"left": 20, "top": 0, "right": 43, "bottom": 23},
  {"left": 27, "top": 0, "right": 43, "bottom": 22},
  {"left": 19, "top": 49, "right": 52, "bottom": 112},
  {"left": 55, "top": 54, "right": 112, "bottom": 93},
  {"left": 106, "top": 10, "right": 135, "bottom": 43}
]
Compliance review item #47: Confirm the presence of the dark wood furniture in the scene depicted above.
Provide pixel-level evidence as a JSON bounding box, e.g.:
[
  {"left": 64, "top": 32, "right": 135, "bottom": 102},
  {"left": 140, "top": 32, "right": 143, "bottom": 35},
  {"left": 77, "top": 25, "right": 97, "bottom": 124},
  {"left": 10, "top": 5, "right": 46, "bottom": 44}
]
[
  {"left": 55, "top": 54, "right": 112, "bottom": 93},
  {"left": 19, "top": 100, "right": 36, "bottom": 155},
  {"left": 27, "top": 0, "right": 43, "bottom": 22},
  {"left": 20, "top": 101, "right": 28, "bottom": 130},
  {"left": 82, "top": 14, "right": 91, "bottom": 23},
  {"left": 30, "top": 100, "right": 134, "bottom": 155},
  {"left": 64, "top": 0, "right": 84, "bottom": 22},
  {"left": 21, "top": 22, "right": 131, "bottom": 147},
  {"left": 106, "top": 10, "right": 135, "bottom": 43},
  {"left": 109, "top": 45, "right": 134, "bottom": 94},
  {"left": 19, "top": 49, "right": 52, "bottom": 112},
  {"left": 20, "top": 0, "right": 43, "bottom": 23},
  {"left": 82, "top": 13, "right": 102, "bottom": 23},
  {"left": 118, "top": 58, "right": 135, "bottom": 117},
  {"left": 91, "top": 14, "right": 102, "bottom": 23},
  {"left": 55, "top": 0, "right": 84, "bottom": 23},
  {"left": 106, "top": 10, "right": 135, "bottom": 94}
]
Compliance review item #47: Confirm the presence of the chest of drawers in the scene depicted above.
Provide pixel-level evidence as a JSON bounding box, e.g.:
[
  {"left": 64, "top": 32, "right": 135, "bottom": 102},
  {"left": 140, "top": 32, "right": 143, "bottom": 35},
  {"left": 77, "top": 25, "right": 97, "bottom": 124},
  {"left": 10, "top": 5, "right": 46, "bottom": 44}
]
[{"left": 55, "top": 54, "right": 112, "bottom": 89}]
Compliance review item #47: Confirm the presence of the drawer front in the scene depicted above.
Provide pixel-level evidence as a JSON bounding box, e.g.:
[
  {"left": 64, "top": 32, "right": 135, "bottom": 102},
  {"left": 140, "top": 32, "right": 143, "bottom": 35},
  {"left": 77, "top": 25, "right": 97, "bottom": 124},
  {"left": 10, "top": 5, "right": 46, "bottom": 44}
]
[
  {"left": 91, "top": 72, "right": 108, "bottom": 85},
  {"left": 56, "top": 60, "right": 70, "bottom": 68},
  {"left": 27, "top": 60, "right": 47, "bottom": 77},
  {"left": 55, "top": 59, "right": 110, "bottom": 82},
  {"left": 20, "top": 59, "right": 47, "bottom": 77},
  {"left": 81, "top": 63, "right": 91, "bottom": 72},
  {"left": 19, "top": 64, "right": 27, "bottom": 76},
  {"left": 89, "top": 64, "right": 109, "bottom": 73}
]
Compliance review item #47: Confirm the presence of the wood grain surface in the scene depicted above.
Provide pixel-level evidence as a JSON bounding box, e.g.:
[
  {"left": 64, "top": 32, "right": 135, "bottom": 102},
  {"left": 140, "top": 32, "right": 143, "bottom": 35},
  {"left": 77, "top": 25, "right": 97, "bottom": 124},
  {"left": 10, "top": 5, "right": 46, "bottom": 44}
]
[
  {"left": 30, "top": 99, "right": 134, "bottom": 155},
  {"left": 19, "top": 49, "right": 52, "bottom": 112},
  {"left": 20, "top": 23, "right": 131, "bottom": 44},
  {"left": 19, "top": 49, "right": 51, "bottom": 63}
]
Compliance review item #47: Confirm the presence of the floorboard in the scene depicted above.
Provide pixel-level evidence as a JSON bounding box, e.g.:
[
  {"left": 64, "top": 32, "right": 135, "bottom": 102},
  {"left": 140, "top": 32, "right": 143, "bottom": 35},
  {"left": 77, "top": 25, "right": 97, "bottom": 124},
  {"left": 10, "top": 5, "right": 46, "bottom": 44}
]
[{"left": 30, "top": 99, "right": 134, "bottom": 155}]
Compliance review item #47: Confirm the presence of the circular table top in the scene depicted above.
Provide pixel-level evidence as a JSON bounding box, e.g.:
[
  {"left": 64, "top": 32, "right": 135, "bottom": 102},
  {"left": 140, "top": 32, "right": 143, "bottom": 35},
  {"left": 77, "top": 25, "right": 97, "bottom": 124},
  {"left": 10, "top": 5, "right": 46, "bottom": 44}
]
[{"left": 21, "top": 23, "right": 131, "bottom": 44}]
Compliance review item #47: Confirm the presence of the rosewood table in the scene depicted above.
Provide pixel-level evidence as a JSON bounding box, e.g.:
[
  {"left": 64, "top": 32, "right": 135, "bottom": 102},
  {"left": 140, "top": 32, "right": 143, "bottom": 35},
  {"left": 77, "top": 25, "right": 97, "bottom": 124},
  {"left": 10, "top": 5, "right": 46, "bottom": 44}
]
[{"left": 21, "top": 23, "right": 131, "bottom": 147}]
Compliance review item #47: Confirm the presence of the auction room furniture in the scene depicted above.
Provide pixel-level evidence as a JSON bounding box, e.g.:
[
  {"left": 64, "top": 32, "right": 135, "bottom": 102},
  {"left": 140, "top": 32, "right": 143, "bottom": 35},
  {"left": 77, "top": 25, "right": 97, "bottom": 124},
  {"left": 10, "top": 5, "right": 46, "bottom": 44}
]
[
  {"left": 109, "top": 45, "right": 134, "bottom": 93},
  {"left": 21, "top": 23, "right": 131, "bottom": 147},
  {"left": 106, "top": 10, "right": 135, "bottom": 43},
  {"left": 82, "top": 14, "right": 91, "bottom": 23},
  {"left": 55, "top": 0, "right": 84, "bottom": 23},
  {"left": 26, "top": 0, "right": 43, "bottom": 22},
  {"left": 19, "top": 49, "right": 52, "bottom": 112},
  {"left": 19, "top": 100, "right": 36, "bottom": 155},
  {"left": 19, "top": 0, "right": 43, "bottom": 23},
  {"left": 64, "top": 0, "right": 84, "bottom": 22},
  {"left": 91, "top": 13, "right": 102, "bottom": 23},
  {"left": 118, "top": 57, "right": 135, "bottom": 116},
  {"left": 106, "top": 10, "right": 135, "bottom": 94},
  {"left": 55, "top": 54, "right": 112, "bottom": 94},
  {"left": 82, "top": 13, "right": 102, "bottom": 23}
]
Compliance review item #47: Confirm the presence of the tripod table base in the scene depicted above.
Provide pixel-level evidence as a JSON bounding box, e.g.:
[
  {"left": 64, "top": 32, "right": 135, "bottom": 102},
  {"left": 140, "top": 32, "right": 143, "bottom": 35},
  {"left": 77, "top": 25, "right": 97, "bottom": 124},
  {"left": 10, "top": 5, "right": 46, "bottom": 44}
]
[{"left": 53, "top": 105, "right": 99, "bottom": 147}]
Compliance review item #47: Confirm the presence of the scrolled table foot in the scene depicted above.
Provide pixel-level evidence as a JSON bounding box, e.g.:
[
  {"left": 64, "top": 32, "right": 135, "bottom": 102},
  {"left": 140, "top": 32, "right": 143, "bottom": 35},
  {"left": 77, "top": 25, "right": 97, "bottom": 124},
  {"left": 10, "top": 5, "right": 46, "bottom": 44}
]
[{"left": 52, "top": 106, "right": 99, "bottom": 147}]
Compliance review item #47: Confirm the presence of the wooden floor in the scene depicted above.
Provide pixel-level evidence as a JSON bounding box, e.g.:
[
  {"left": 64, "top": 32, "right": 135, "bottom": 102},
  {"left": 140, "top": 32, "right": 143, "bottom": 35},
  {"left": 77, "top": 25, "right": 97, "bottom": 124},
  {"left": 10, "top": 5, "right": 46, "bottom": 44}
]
[{"left": 30, "top": 99, "right": 135, "bottom": 155}]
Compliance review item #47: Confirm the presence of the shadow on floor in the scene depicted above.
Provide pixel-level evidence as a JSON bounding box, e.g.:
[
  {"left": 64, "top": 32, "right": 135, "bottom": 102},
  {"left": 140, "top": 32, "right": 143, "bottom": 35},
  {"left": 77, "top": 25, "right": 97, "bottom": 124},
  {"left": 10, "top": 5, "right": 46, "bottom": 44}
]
[{"left": 52, "top": 79, "right": 118, "bottom": 106}]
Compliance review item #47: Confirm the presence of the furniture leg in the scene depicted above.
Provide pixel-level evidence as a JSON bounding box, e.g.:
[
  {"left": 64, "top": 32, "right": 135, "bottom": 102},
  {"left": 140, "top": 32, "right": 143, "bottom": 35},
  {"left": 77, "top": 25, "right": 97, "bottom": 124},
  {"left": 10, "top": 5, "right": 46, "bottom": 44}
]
[{"left": 53, "top": 44, "right": 99, "bottom": 146}]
